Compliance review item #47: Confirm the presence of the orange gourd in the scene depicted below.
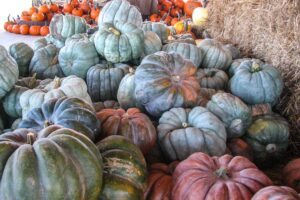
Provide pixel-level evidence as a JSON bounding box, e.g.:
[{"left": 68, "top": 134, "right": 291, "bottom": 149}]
[
  {"left": 29, "top": 26, "right": 41, "bottom": 35},
  {"left": 39, "top": 5, "right": 49, "bottom": 14},
  {"left": 72, "top": 8, "right": 84, "bottom": 17},
  {"left": 40, "top": 26, "right": 50, "bottom": 36},
  {"left": 20, "top": 24, "right": 30, "bottom": 35},
  {"left": 6, "top": 24, "right": 14, "bottom": 33},
  {"left": 63, "top": 2, "right": 74, "bottom": 14},
  {"left": 90, "top": 7, "right": 100, "bottom": 20},
  {"left": 48, "top": 1, "right": 59, "bottom": 13},
  {"left": 184, "top": 1, "right": 202, "bottom": 16},
  {"left": 31, "top": 12, "right": 45, "bottom": 21},
  {"left": 29, "top": 5, "right": 37, "bottom": 16},
  {"left": 150, "top": 14, "right": 161, "bottom": 22},
  {"left": 12, "top": 25, "right": 20, "bottom": 34}
]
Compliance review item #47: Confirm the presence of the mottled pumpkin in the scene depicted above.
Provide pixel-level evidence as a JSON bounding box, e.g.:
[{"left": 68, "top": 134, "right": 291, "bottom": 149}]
[
  {"left": 158, "top": 107, "right": 227, "bottom": 161},
  {"left": 252, "top": 186, "right": 299, "bottom": 200},
  {"left": 96, "top": 108, "right": 156, "bottom": 154},
  {"left": 229, "top": 60, "right": 283, "bottom": 105},
  {"left": 227, "top": 138, "right": 253, "bottom": 161},
  {"left": 33, "top": 37, "right": 48, "bottom": 51},
  {"left": 9, "top": 42, "right": 33, "bottom": 77},
  {"left": 144, "top": 31, "right": 162, "bottom": 56},
  {"left": 93, "top": 100, "right": 120, "bottom": 112},
  {"left": 97, "top": 135, "right": 147, "bottom": 200},
  {"left": 0, "top": 125, "right": 103, "bottom": 200},
  {"left": 142, "top": 21, "right": 169, "bottom": 42},
  {"left": 86, "top": 61, "right": 130, "bottom": 102},
  {"left": 94, "top": 22, "right": 144, "bottom": 63},
  {"left": 196, "top": 68, "right": 229, "bottom": 90},
  {"left": 135, "top": 51, "right": 200, "bottom": 117},
  {"left": 228, "top": 58, "right": 264, "bottom": 77},
  {"left": 172, "top": 152, "right": 272, "bottom": 200},
  {"left": 283, "top": 158, "right": 300, "bottom": 192}
]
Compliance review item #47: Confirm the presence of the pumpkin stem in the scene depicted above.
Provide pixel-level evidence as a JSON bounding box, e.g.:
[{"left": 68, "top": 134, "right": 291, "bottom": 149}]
[
  {"left": 229, "top": 119, "right": 243, "bottom": 135},
  {"left": 27, "top": 132, "right": 36, "bottom": 145},
  {"left": 53, "top": 76, "right": 61, "bottom": 89},
  {"left": 182, "top": 122, "right": 189, "bottom": 128},
  {"left": 172, "top": 75, "right": 180, "bottom": 82},
  {"left": 266, "top": 143, "right": 277, "bottom": 153},
  {"left": 251, "top": 62, "right": 261, "bottom": 73},
  {"left": 129, "top": 67, "right": 135, "bottom": 74},
  {"left": 44, "top": 120, "right": 53, "bottom": 128},
  {"left": 28, "top": 73, "right": 37, "bottom": 89},
  {"left": 108, "top": 27, "right": 120, "bottom": 36},
  {"left": 215, "top": 167, "right": 229, "bottom": 179}
]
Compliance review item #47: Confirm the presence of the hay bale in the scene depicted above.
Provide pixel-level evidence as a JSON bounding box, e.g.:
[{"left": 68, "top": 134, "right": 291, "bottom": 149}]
[{"left": 206, "top": 0, "right": 300, "bottom": 151}]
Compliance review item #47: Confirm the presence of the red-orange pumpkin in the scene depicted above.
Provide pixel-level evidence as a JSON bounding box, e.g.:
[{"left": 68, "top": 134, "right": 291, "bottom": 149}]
[
  {"left": 29, "top": 26, "right": 41, "bottom": 35},
  {"left": 12, "top": 25, "right": 20, "bottom": 34},
  {"left": 283, "top": 158, "right": 300, "bottom": 192},
  {"left": 72, "top": 8, "right": 84, "bottom": 17},
  {"left": 31, "top": 12, "right": 45, "bottom": 21},
  {"left": 20, "top": 24, "right": 30, "bottom": 35},
  {"left": 184, "top": 1, "right": 202, "bottom": 16},
  {"left": 40, "top": 26, "right": 49, "bottom": 36}
]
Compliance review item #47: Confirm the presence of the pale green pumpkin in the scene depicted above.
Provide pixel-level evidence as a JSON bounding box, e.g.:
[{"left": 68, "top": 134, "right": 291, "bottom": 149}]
[
  {"left": 142, "top": 21, "right": 169, "bottom": 42},
  {"left": 9, "top": 43, "right": 33, "bottom": 77},
  {"left": 143, "top": 31, "right": 162, "bottom": 56}
]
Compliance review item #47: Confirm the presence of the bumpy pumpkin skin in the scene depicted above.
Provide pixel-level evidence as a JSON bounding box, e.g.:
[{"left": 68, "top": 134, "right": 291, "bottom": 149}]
[
  {"left": 18, "top": 97, "right": 100, "bottom": 141},
  {"left": 243, "top": 114, "right": 289, "bottom": 166},
  {"left": 144, "top": 31, "right": 162, "bottom": 56},
  {"left": 33, "top": 38, "right": 48, "bottom": 51},
  {"left": 135, "top": 51, "right": 200, "bottom": 117},
  {"left": 283, "top": 158, "right": 300, "bottom": 192},
  {"left": 229, "top": 60, "right": 283, "bottom": 105},
  {"left": 158, "top": 107, "right": 227, "bottom": 161},
  {"left": 96, "top": 108, "right": 157, "bottom": 154},
  {"left": 252, "top": 186, "right": 299, "bottom": 200},
  {"left": 207, "top": 93, "right": 252, "bottom": 138},
  {"left": 99, "top": 0, "right": 143, "bottom": 28},
  {"left": 9, "top": 42, "right": 33, "bottom": 77},
  {"left": 0, "top": 125, "right": 103, "bottom": 200},
  {"left": 228, "top": 58, "right": 264, "bottom": 77},
  {"left": 162, "top": 42, "right": 203, "bottom": 67},
  {"left": 94, "top": 22, "right": 144, "bottom": 63},
  {"left": 172, "top": 152, "right": 272, "bottom": 200},
  {"left": 196, "top": 68, "right": 229, "bottom": 90},
  {"left": 97, "top": 135, "right": 147, "bottom": 200},
  {"left": 86, "top": 61, "right": 130, "bottom": 102},
  {"left": 0, "top": 45, "right": 19, "bottom": 99}
]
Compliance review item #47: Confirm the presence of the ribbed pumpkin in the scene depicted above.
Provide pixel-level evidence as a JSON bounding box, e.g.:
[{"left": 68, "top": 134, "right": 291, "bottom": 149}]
[
  {"left": 196, "top": 68, "right": 229, "bottom": 90},
  {"left": 86, "top": 61, "right": 130, "bottom": 102},
  {"left": 96, "top": 108, "right": 156, "bottom": 154},
  {"left": 172, "top": 152, "right": 272, "bottom": 200},
  {"left": 228, "top": 58, "right": 264, "bottom": 77},
  {"left": 207, "top": 93, "right": 252, "bottom": 138},
  {"left": 99, "top": 0, "right": 143, "bottom": 28},
  {"left": 198, "top": 39, "right": 232, "bottom": 70},
  {"left": 142, "top": 21, "right": 169, "bottom": 42},
  {"left": 33, "top": 37, "right": 48, "bottom": 51},
  {"left": 229, "top": 60, "right": 283, "bottom": 105},
  {"left": 0, "top": 125, "right": 103, "bottom": 200},
  {"left": 94, "top": 22, "right": 144, "bottom": 63},
  {"left": 18, "top": 97, "right": 100, "bottom": 141},
  {"left": 227, "top": 138, "right": 253, "bottom": 161},
  {"left": 283, "top": 158, "right": 300, "bottom": 192},
  {"left": 93, "top": 100, "right": 120, "bottom": 112},
  {"left": 97, "top": 135, "right": 147, "bottom": 200},
  {"left": 45, "top": 33, "right": 66, "bottom": 49},
  {"left": 144, "top": 31, "right": 162, "bottom": 56},
  {"left": 243, "top": 114, "right": 289, "bottom": 166},
  {"left": 158, "top": 107, "right": 227, "bottom": 161},
  {"left": 0, "top": 45, "right": 19, "bottom": 99},
  {"left": 162, "top": 42, "right": 203, "bottom": 67},
  {"left": 9, "top": 43, "right": 33, "bottom": 77},
  {"left": 252, "top": 186, "right": 299, "bottom": 200},
  {"left": 135, "top": 51, "right": 200, "bottom": 117}
]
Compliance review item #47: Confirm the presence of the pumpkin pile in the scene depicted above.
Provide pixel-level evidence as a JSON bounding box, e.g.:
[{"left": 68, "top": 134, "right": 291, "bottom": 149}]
[{"left": 0, "top": 0, "right": 298, "bottom": 199}]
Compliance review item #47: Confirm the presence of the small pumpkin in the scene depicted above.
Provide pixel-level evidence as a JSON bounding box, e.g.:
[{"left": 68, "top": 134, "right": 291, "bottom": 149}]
[
  {"left": 38, "top": 4, "right": 49, "bottom": 14},
  {"left": 192, "top": 7, "right": 208, "bottom": 26},
  {"left": 283, "top": 158, "right": 300, "bottom": 192},
  {"left": 196, "top": 68, "right": 229, "bottom": 90},
  {"left": 40, "top": 26, "right": 49, "bottom": 36},
  {"left": 31, "top": 12, "right": 45, "bottom": 21},
  {"left": 20, "top": 24, "right": 30, "bottom": 35},
  {"left": 142, "top": 21, "right": 169, "bottom": 42},
  {"left": 184, "top": 0, "right": 202, "bottom": 16},
  {"left": 29, "top": 26, "right": 41, "bottom": 36},
  {"left": 252, "top": 186, "right": 299, "bottom": 200},
  {"left": 12, "top": 24, "right": 20, "bottom": 34},
  {"left": 144, "top": 31, "right": 162, "bottom": 56},
  {"left": 227, "top": 138, "right": 253, "bottom": 161}
]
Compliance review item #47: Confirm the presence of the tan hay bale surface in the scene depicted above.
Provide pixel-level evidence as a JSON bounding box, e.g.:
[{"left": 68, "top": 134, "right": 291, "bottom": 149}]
[{"left": 206, "top": 0, "right": 300, "bottom": 152}]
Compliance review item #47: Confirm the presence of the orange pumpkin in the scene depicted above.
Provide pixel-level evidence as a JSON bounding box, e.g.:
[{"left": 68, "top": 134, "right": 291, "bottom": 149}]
[
  {"left": 4, "top": 15, "right": 13, "bottom": 31},
  {"left": 80, "top": 2, "right": 91, "bottom": 14},
  {"left": 6, "top": 24, "right": 14, "bottom": 33},
  {"left": 184, "top": 1, "right": 202, "bottom": 16},
  {"left": 39, "top": 5, "right": 49, "bottom": 14},
  {"left": 29, "top": 6, "right": 37, "bottom": 15},
  {"left": 49, "top": 1, "right": 59, "bottom": 13},
  {"left": 72, "top": 8, "right": 84, "bottom": 17},
  {"left": 150, "top": 14, "right": 161, "bottom": 22},
  {"left": 162, "top": 0, "right": 173, "bottom": 11},
  {"left": 12, "top": 25, "right": 20, "bottom": 34},
  {"left": 174, "top": 0, "right": 185, "bottom": 9},
  {"left": 170, "top": 7, "right": 181, "bottom": 17},
  {"left": 45, "top": 12, "right": 53, "bottom": 22},
  {"left": 40, "top": 26, "right": 50, "bottom": 36},
  {"left": 21, "top": 15, "right": 31, "bottom": 21},
  {"left": 63, "top": 3, "right": 74, "bottom": 14},
  {"left": 164, "top": 15, "right": 172, "bottom": 25},
  {"left": 71, "top": 0, "right": 79, "bottom": 7},
  {"left": 29, "top": 26, "right": 41, "bottom": 35},
  {"left": 20, "top": 24, "right": 30, "bottom": 35},
  {"left": 31, "top": 12, "right": 45, "bottom": 21},
  {"left": 90, "top": 7, "right": 100, "bottom": 20}
]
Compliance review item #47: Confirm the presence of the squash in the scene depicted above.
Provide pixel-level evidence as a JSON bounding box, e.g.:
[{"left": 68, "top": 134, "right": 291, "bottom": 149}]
[
  {"left": 9, "top": 43, "right": 33, "bottom": 77},
  {"left": 94, "top": 22, "right": 144, "bottom": 63},
  {"left": 97, "top": 135, "right": 147, "bottom": 200},
  {"left": 229, "top": 60, "right": 283, "bottom": 105},
  {"left": 252, "top": 186, "right": 299, "bottom": 200},
  {"left": 207, "top": 93, "right": 252, "bottom": 138},
  {"left": 184, "top": 0, "right": 202, "bottom": 16},
  {"left": 0, "top": 125, "right": 103, "bottom": 200},
  {"left": 96, "top": 108, "right": 156, "bottom": 154},
  {"left": 45, "top": 33, "right": 66, "bottom": 49},
  {"left": 172, "top": 152, "right": 272, "bottom": 200},
  {"left": 144, "top": 31, "right": 162, "bottom": 56},
  {"left": 228, "top": 58, "right": 264, "bottom": 77},
  {"left": 33, "top": 37, "right": 48, "bottom": 51},
  {"left": 86, "top": 61, "right": 130, "bottom": 102},
  {"left": 227, "top": 138, "right": 253, "bottom": 161},
  {"left": 192, "top": 7, "right": 208, "bottom": 26},
  {"left": 196, "top": 68, "right": 229, "bottom": 90},
  {"left": 283, "top": 158, "right": 300, "bottom": 192},
  {"left": 142, "top": 21, "right": 169, "bottom": 42},
  {"left": 162, "top": 42, "right": 203, "bottom": 67},
  {"left": 93, "top": 100, "right": 120, "bottom": 112},
  {"left": 224, "top": 44, "right": 240, "bottom": 60},
  {"left": 158, "top": 106, "right": 227, "bottom": 161},
  {"left": 135, "top": 51, "right": 200, "bottom": 117}
]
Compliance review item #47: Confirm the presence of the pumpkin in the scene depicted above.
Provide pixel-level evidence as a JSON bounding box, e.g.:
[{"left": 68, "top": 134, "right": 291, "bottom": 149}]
[
  {"left": 0, "top": 125, "right": 103, "bottom": 200},
  {"left": 99, "top": 0, "right": 143, "bottom": 28},
  {"left": 173, "top": 20, "right": 192, "bottom": 35},
  {"left": 91, "top": 7, "right": 100, "bottom": 20},
  {"left": 192, "top": 7, "right": 208, "bottom": 26},
  {"left": 63, "top": 2, "right": 74, "bottom": 13},
  {"left": 144, "top": 162, "right": 179, "bottom": 200},
  {"left": 29, "top": 26, "right": 41, "bottom": 35},
  {"left": 197, "top": 88, "right": 221, "bottom": 107},
  {"left": 0, "top": 45, "right": 19, "bottom": 99},
  {"left": 20, "top": 24, "right": 30, "bottom": 35},
  {"left": 249, "top": 103, "right": 273, "bottom": 117},
  {"left": 184, "top": 0, "right": 202, "bottom": 16},
  {"left": 229, "top": 60, "right": 283, "bottom": 105},
  {"left": 207, "top": 93, "right": 252, "bottom": 138},
  {"left": 31, "top": 12, "right": 45, "bottom": 21},
  {"left": 198, "top": 39, "right": 233, "bottom": 70},
  {"left": 142, "top": 21, "right": 169, "bottom": 42},
  {"left": 94, "top": 22, "right": 144, "bottom": 63},
  {"left": 33, "top": 38, "right": 48, "bottom": 51},
  {"left": 40, "top": 26, "right": 49, "bottom": 36},
  {"left": 93, "top": 100, "right": 120, "bottom": 112},
  {"left": 283, "top": 158, "right": 300, "bottom": 192},
  {"left": 80, "top": 1, "right": 91, "bottom": 14},
  {"left": 19, "top": 97, "right": 99, "bottom": 141},
  {"left": 162, "top": 42, "right": 203, "bottom": 67},
  {"left": 227, "top": 138, "right": 253, "bottom": 161},
  {"left": 72, "top": 7, "right": 84, "bottom": 17},
  {"left": 86, "top": 61, "right": 130, "bottom": 102},
  {"left": 144, "top": 31, "right": 162, "bottom": 56},
  {"left": 96, "top": 108, "right": 157, "bottom": 154},
  {"left": 149, "top": 14, "right": 161, "bottom": 22},
  {"left": 6, "top": 24, "right": 14, "bottom": 33},
  {"left": 224, "top": 44, "right": 240, "bottom": 60},
  {"left": 12, "top": 24, "right": 20, "bottom": 34},
  {"left": 252, "top": 186, "right": 299, "bottom": 200},
  {"left": 9, "top": 43, "right": 33, "bottom": 77},
  {"left": 172, "top": 152, "right": 272, "bottom": 200},
  {"left": 96, "top": 135, "right": 147, "bottom": 200},
  {"left": 196, "top": 68, "right": 228, "bottom": 90},
  {"left": 38, "top": 4, "right": 49, "bottom": 14},
  {"left": 228, "top": 58, "right": 264, "bottom": 77},
  {"left": 158, "top": 106, "right": 227, "bottom": 161},
  {"left": 48, "top": 1, "right": 59, "bottom": 12},
  {"left": 243, "top": 114, "right": 289, "bottom": 166}
]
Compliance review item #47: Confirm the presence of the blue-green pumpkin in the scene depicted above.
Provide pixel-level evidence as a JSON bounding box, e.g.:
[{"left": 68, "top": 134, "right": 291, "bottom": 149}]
[
  {"left": 228, "top": 58, "right": 264, "bottom": 77},
  {"left": 143, "top": 31, "right": 162, "bottom": 56},
  {"left": 196, "top": 68, "right": 229, "bottom": 90},
  {"left": 142, "top": 21, "right": 169, "bottom": 42},
  {"left": 33, "top": 38, "right": 48, "bottom": 51}
]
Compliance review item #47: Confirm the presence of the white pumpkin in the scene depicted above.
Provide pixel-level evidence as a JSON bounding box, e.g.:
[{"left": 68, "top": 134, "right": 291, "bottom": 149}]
[{"left": 192, "top": 7, "right": 208, "bottom": 26}]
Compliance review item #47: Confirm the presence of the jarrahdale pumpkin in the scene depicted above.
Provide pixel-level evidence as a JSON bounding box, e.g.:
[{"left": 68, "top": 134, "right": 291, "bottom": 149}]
[
  {"left": 228, "top": 58, "right": 264, "bottom": 77},
  {"left": 283, "top": 158, "right": 300, "bottom": 192},
  {"left": 144, "top": 31, "right": 162, "bottom": 56},
  {"left": 252, "top": 186, "right": 299, "bottom": 200},
  {"left": 142, "top": 21, "right": 169, "bottom": 43},
  {"left": 196, "top": 68, "right": 229, "bottom": 90}
]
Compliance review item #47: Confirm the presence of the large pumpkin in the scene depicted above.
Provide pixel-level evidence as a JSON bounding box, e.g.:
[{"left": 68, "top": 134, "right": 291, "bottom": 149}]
[
  {"left": 144, "top": 31, "right": 162, "bottom": 56},
  {"left": 0, "top": 45, "right": 19, "bottom": 99},
  {"left": 252, "top": 186, "right": 299, "bottom": 200},
  {"left": 228, "top": 58, "right": 264, "bottom": 77},
  {"left": 96, "top": 135, "right": 147, "bottom": 200},
  {"left": 9, "top": 42, "right": 33, "bottom": 77},
  {"left": 229, "top": 60, "right": 283, "bottom": 105},
  {"left": 0, "top": 125, "right": 103, "bottom": 200},
  {"left": 283, "top": 158, "right": 300, "bottom": 192},
  {"left": 94, "top": 22, "right": 144, "bottom": 63},
  {"left": 142, "top": 21, "right": 169, "bottom": 42},
  {"left": 96, "top": 108, "right": 156, "bottom": 154},
  {"left": 162, "top": 42, "right": 203, "bottom": 67},
  {"left": 196, "top": 68, "right": 229, "bottom": 90},
  {"left": 158, "top": 106, "right": 227, "bottom": 161},
  {"left": 172, "top": 152, "right": 272, "bottom": 200},
  {"left": 86, "top": 61, "right": 130, "bottom": 102},
  {"left": 135, "top": 51, "right": 200, "bottom": 117},
  {"left": 207, "top": 93, "right": 252, "bottom": 138}
]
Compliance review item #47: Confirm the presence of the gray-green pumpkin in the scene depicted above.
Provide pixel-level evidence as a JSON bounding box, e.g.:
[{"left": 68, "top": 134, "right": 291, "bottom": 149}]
[
  {"left": 207, "top": 93, "right": 252, "bottom": 138},
  {"left": 224, "top": 44, "right": 240, "bottom": 60},
  {"left": 29, "top": 44, "right": 64, "bottom": 79},
  {"left": 142, "top": 21, "right": 169, "bottom": 42},
  {"left": 0, "top": 45, "right": 19, "bottom": 99},
  {"left": 228, "top": 58, "right": 264, "bottom": 77},
  {"left": 33, "top": 38, "right": 48, "bottom": 51},
  {"left": 9, "top": 43, "right": 33, "bottom": 77},
  {"left": 143, "top": 31, "right": 162, "bottom": 56},
  {"left": 196, "top": 68, "right": 229, "bottom": 90},
  {"left": 198, "top": 39, "right": 232, "bottom": 70},
  {"left": 86, "top": 61, "right": 130, "bottom": 102},
  {"left": 229, "top": 60, "right": 283, "bottom": 105},
  {"left": 162, "top": 42, "right": 203, "bottom": 67},
  {"left": 94, "top": 22, "right": 144, "bottom": 63}
]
